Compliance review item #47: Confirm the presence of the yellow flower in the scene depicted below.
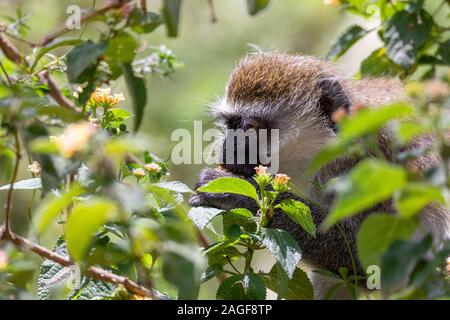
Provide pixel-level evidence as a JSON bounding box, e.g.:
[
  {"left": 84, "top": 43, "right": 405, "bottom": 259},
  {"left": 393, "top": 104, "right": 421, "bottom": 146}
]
[
  {"left": 27, "top": 161, "right": 41, "bottom": 176},
  {"left": 54, "top": 122, "right": 96, "bottom": 158},
  {"left": 144, "top": 163, "right": 161, "bottom": 174},
  {"left": 89, "top": 87, "right": 125, "bottom": 108},
  {"left": 0, "top": 249, "right": 8, "bottom": 270},
  {"left": 132, "top": 168, "right": 147, "bottom": 178}
]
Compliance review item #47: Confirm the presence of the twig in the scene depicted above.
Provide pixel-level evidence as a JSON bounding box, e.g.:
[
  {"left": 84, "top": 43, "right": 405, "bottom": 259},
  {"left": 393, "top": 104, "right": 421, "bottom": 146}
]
[
  {"left": 0, "top": 60, "right": 12, "bottom": 87},
  {"left": 41, "top": 0, "right": 126, "bottom": 46},
  {"left": 140, "top": 0, "right": 147, "bottom": 13},
  {"left": 4, "top": 232, "right": 154, "bottom": 298},
  {"left": 2, "top": 130, "right": 21, "bottom": 239},
  {"left": 207, "top": 0, "right": 217, "bottom": 23},
  {"left": 37, "top": 70, "right": 79, "bottom": 112}
]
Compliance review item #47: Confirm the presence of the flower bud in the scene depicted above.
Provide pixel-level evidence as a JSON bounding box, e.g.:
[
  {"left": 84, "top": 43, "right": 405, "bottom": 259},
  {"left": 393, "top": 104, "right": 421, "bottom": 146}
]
[
  {"left": 144, "top": 163, "right": 161, "bottom": 174},
  {"left": 272, "top": 173, "right": 291, "bottom": 192},
  {"left": 132, "top": 168, "right": 147, "bottom": 178},
  {"left": 27, "top": 161, "right": 41, "bottom": 176}
]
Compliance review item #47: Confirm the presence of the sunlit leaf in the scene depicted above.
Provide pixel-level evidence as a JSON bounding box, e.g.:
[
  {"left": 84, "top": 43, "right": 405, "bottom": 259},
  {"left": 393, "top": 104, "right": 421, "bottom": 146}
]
[
  {"left": 397, "top": 183, "right": 444, "bottom": 218},
  {"left": 327, "top": 25, "right": 368, "bottom": 61},
  {"left": 188, "top": 206, "right": 224, "bottom": 230},
  {"left": 357, "top": 214, "right": 418, "bottom": 268},
  {"left": 197, "top": 177, "right": 259, "bottom": 201},
  {"left": 275, "top": 199, "right": 316, "bottom": 237},
  {"left": 263, "top": 264, "right": 314, "bottom": 300},
  {"left": 0, "top": 177, "right": 42, "bottom": 190},
  {"left": 66, "top": 199, "right": 117, "bottom": 262},
  {"left": 325, "top": 159, "right": 407, "bottom": 227}
]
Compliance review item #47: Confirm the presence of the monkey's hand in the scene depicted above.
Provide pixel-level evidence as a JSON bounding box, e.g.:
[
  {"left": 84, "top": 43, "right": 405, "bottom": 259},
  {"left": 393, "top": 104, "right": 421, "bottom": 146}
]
[{"left": 189, "top": 167, "right": 259, "bottom": 212}]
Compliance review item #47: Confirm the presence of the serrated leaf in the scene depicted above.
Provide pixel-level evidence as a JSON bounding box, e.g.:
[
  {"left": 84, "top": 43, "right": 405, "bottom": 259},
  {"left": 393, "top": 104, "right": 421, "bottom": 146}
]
[
  {"left": 325, "top": 160, "right": 407, "bottom": 227},
  {"left": 216, "top": 273, "right": 266, "bottom": 300},
  {"left": 264, "top": 265, "right": 314, "bottom": 300},
  {"left": 382, "top": 10, "right": 433, "bottom": 69},
  {"left": 197, "top": 177, "right": 259, "bottom": 202},
  {"left": 261, "top": 228, "right": 302, "bottom": 278},
  {"left": 70, "top": 277, "right": 116, "bottom": 300},
  {"left": 327, "top": 25, "right": 368, "bottom": 60},
  {"left": 356, "top": 214, "right": 418, "bottom": 268},
  {"left": 121, "top": 63, "right": 147, "bottom": 132},
  {"left": 66, "top": 41, "right": 107, "bottom": 82},
  {"left": 247, "top": 0, "right": 270, "bottom": 15},
  {"left": 38, "top": 237, "right": 71, "bottom": 300},
  {"left": 0, "top": 177, "right": 42, "bottom": 190},
  {"left": 275, "top": 199, "right": 316, "bottom": 237},
  {"left": 360, "top": 48, "right": 401, "bottom": 77},
  {"left": 66, "top": 199, "right": 118, "bottom": 262},
  {"left": 188, "top": 206, "right": 224, "bottom": 230},
  {"left": 153, "top": 181, "right": 193, "bottom": 194},
  {"left": 223, "top": 208, "right": 256, "bottom": 234}
]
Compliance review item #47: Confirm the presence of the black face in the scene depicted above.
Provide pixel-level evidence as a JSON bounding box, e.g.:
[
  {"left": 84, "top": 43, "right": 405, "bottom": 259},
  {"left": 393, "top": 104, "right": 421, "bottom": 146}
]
[{"left": 220, "top": 115, "right": 271, "bottom": 177}]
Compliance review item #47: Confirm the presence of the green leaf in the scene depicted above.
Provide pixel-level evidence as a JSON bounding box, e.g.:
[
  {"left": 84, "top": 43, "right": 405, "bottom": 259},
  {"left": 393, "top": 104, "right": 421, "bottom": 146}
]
[
  {"left": 36, "top": 184, "right": 84, "bottom": 233},
  {"left": 308, "top": 141, "right": 348, "bottom": 174},
  {"left": 0, "top": 177, "right": 42, "bottom": 190},
  {"left": 275, "top": 199, "right": 316, "bottom": 237},
  {"left": 131, "top": 11, "right": 163, "bottom": 34},
  {"left": 207, "top": 245, "right": 242, "bottom": 269},
  {"left": 162, "top": 241, "right": 204, "bottom": 300},
  {"left": 153, "top": 181, "right": 193, "bottom": 194},
  {"left": 380, "top": 235, "right": 432, "bottom": 291},
  {"left": 397, "top": 183, "right": 444, "bottom": 218},
  {"left": 261, "top": 228, "right": 302, "bottom": 278},
  {"left": 162, "top": 0, "right": 182, "bottom": 37},
  {"left": 339, "top": 102, "right": 415, "bottom": 143},
  {"left": 356, "top": 214, "right": 418, "bottom": 268},
  {"left": 69, "top": 277, "right": 116, "bottom": 300},
  {"left": 197, "top": 177, "right": 259, "bottom": 202},
  {"left": 325, "top": 160, "right": 407, "bottom": 227},
  {"left": 37, "top": 106, "right": 85, "bottom": 123},
  {"left": 436, "top": 40, "right": 450, "bottom": 64},
  {"left": 38, "top": 237, "right": 72, "bottom": 300},
  {"left": 327, "top": 25, "right": 368, "bottom": 60},
  {"left": 105, "top": 31, "right": 138, "bottom": 63},
  {"left": 247, "top": 0, "right": 270, "bottom": 15},
  {"left": 66, "top": 41, "right": 107, "bottom": 83},
  {"left": 188, "top": 206, "right": 224, "bottom": 230},
  {"left": 216, "top": 273, "right": 266, "bottom": 300},
  {"left": 32, "top": 37, "right": 83, "bottom": 71},
  {"left": 263, "top": 265, "right": 314, "bottom": 300},
  {"left": 360, "top": 48, "right": 401, "bottom": 77},
  {"left": 121, "top": 63, "right": 147, "bottom": 132},
  {"left": 66, "top": 199, "right": 117, "bottom": 262},
  {"left": 223, "top": 208, "right": 256, "bottom": 234},
  {"left": 382, "top": 10, "right": 433, "bottom": 69}
]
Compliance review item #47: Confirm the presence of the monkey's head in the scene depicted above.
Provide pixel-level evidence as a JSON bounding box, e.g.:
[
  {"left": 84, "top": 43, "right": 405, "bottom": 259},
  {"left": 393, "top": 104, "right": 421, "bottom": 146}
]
[{"left": 210, "top": 53, "right": 352, "bottom": 178}]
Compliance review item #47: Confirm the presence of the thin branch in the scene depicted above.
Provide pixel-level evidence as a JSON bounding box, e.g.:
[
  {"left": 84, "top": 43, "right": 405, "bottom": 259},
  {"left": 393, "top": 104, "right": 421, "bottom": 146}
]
[
  {"left": 207, "top": 0, "right": 218, "bottom": 23},
  {"left": 0, "top": 60, "right": 12, "bottom": 87},
  {"left": 2, "top": 232, "right": 154, "bottom": 298},
  {"left": 37, "top": 70, "right": 79, "bottom": 112},
  {"left": 41, "top": 0, "right": 126, "bottom": 46},
  {"left": 140, "top": 0, "right": 147, "bottom": 13},
  {"left": 2, "top": 130, "right": 21, "bottom": 238}
]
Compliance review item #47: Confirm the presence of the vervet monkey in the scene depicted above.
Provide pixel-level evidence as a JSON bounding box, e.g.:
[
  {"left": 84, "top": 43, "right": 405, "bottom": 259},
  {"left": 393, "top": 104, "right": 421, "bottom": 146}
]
[{"left": 189, "top": 53, "right": 450, "bottom": 299}]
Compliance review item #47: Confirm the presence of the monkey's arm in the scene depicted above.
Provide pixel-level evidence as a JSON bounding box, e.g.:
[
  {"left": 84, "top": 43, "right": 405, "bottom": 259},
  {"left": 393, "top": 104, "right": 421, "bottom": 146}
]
[{"left": 189, "top": 167, "right": 364, "bottom": 274}]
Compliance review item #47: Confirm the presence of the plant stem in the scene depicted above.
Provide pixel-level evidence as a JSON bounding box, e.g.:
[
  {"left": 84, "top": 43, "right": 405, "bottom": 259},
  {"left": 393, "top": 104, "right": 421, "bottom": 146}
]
[{"left": 2, "top": 130, "right": 21, "bottom": 238}]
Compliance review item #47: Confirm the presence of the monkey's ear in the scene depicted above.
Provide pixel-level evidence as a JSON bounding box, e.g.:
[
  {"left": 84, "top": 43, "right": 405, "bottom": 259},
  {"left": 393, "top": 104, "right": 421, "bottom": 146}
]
[{"left": 317, "top": 78, "right": 351, "bottom": 130}]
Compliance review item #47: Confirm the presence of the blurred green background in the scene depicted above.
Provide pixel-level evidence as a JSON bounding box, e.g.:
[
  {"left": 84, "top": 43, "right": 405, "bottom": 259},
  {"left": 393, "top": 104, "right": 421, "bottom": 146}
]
[{"left": 0, "top": 0, "right": 382, "bottom": 298}]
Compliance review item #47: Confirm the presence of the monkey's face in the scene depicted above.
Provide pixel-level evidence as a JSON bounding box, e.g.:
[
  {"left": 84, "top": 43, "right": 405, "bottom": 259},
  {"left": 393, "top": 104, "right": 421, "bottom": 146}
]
[{"left": 211, "top": 53, "right": 351, "bottom": 178}]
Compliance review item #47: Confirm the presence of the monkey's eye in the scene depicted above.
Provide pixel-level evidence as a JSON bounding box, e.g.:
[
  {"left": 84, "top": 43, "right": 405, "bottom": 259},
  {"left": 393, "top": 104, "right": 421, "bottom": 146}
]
[{"left": 226, "top": 116, "right": 242, "bottom": 129}]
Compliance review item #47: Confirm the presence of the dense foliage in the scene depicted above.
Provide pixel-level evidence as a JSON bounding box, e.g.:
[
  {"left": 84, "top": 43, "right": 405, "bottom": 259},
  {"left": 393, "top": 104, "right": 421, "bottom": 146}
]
[{"left": 0, "top": 0, "right": 449, "bottom": 300}]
